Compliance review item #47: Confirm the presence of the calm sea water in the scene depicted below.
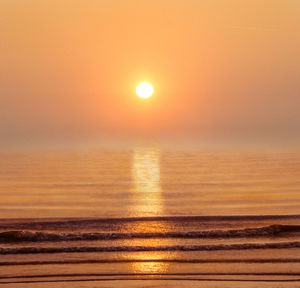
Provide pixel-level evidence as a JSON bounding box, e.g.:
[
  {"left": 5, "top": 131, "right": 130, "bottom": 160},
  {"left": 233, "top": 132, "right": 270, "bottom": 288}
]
[
  {"left": 0, "top": 145, "right": 299, "bottom": 218},
  {"left": 0, "top": 145, "right": 299, "bottom": 287}
]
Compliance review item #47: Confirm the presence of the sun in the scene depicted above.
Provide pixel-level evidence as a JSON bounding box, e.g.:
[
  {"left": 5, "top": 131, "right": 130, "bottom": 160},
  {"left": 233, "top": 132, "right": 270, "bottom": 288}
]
[{"left": 136, "top": 82, "right": 153, "bottom": 99}]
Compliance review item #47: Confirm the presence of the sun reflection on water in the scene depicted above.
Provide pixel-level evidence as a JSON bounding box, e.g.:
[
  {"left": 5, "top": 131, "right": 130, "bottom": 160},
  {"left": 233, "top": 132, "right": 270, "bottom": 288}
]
[
  {"left": 126, "top": 252, "right": 170, "bottom": 274},
  {"left": 131, "top": 146, "right": 162, "bottom": 216},
  {"left": 124, "top": 146, "right": 172, "bottom": 274}
]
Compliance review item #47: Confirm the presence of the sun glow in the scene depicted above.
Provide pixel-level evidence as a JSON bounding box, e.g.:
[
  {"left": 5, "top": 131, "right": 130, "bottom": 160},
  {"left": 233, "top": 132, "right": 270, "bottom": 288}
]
[{"left": 136, "top": 82, "right": 153, "bottom": 99}]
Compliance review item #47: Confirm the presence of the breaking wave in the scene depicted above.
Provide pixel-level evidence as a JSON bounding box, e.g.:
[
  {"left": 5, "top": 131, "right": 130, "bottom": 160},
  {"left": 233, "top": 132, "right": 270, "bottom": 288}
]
[
  {"left": 0, "top": 225, "right": 299, "bottom": 243},
  {"left": 0, "top": 241, "right": 299, "bottom": 255}
]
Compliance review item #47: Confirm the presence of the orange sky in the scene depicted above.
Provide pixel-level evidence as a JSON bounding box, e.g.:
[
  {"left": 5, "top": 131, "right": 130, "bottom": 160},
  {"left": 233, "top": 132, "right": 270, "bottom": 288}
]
[{"left": 1, "top": 0, "right": 300, "bottom": 145}]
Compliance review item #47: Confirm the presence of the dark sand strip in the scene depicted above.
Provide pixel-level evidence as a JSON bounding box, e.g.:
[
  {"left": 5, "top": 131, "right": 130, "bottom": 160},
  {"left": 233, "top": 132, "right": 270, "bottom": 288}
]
[
  {"left": 1, "top": 258, "right": 300, "bottom": 266},
  {"left": 1, "top": 272, "right": 300, "bottom": 280},
  {"left": 0, "top": 277, "right": 300, "bottom": 285}
]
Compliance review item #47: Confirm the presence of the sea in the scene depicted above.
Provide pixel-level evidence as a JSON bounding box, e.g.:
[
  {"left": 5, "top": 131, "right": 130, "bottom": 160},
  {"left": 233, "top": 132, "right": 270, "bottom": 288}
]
[{"left": 0, "top": 144, "right": 299, "bottom": 287}]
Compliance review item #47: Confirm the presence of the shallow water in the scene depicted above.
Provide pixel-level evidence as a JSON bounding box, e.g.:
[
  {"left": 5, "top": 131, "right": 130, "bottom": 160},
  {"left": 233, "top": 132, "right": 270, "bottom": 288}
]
[
  {"left": 0, "top": 216, "right": 300, "bottom": 286},
  {"left": 0, "top": 145, "right": 299, "bottom": 286}
]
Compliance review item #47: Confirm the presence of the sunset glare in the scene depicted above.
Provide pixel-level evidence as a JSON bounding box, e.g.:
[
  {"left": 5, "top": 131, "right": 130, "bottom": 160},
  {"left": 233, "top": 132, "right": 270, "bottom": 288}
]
[{"left": 136, "top": 82, "right": 153, "bottom": 99}]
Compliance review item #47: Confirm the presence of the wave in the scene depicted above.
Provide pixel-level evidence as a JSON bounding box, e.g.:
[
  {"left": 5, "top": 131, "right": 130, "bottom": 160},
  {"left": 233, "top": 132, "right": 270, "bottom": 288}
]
[
  {"left": 0, "top": 214, "right": 299, "bottom": 230},
  {"left": 0, "top": 241, "right": 299, "bottom": 254},
  {"left": 0, "top": 225, "right": 299, "bottom": 243}
]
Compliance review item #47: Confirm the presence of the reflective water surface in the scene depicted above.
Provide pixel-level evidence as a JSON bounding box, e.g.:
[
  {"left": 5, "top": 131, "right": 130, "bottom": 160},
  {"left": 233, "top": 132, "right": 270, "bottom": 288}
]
[
  {"left": 129, "top": 146, "right": 172, "bottom": 274},
  {"left": 131, "top": 146, "right": 162, "bottom": 216},
  {"left": 0, "top": 145, "right": 299, "bottom": 218}
]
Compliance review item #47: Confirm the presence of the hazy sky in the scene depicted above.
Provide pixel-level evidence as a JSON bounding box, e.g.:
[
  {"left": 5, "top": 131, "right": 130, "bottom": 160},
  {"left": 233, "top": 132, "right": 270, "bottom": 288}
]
[{"left": 1, "top": 0, "right": 300, "bottom": 146}]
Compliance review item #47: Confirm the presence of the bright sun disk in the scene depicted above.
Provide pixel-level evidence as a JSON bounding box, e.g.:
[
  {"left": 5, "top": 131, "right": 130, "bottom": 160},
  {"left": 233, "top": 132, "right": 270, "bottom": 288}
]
[{"left": 136, "top": 82, "right": 153, "bottom": 99}]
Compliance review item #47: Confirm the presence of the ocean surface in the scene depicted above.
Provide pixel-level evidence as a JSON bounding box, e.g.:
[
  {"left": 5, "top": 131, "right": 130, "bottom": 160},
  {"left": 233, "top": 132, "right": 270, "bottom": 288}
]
[{"left": 0, "top": 145, "right": 299, "bottom": 287}]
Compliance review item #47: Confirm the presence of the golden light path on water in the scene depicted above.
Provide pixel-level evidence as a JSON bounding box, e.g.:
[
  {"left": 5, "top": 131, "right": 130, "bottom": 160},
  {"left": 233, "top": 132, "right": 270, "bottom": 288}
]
[
  {"left": 125, "top": 146, "right": 173, "bottom": 274},
  {"left": 131, "top": 146, "right": 162, "bottom": 215}
]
